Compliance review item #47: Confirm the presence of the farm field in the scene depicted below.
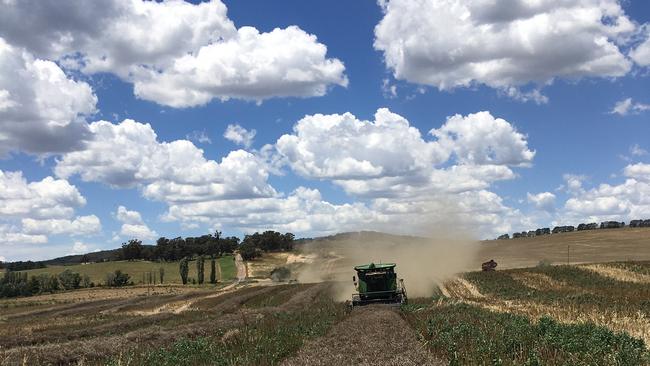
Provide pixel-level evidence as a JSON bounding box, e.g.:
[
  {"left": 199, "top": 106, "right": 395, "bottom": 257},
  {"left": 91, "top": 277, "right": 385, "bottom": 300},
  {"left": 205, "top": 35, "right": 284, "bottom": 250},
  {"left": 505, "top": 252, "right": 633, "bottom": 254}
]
[
  {"left": 1, "top": 261, "right": 648, "bottom": 365},
  {"left": 0, "top": 256, "right": 237, "bottom": 285},
  {"left": 286, "top": 228, "right": 650, "bottom": 280},
  {"left": 478, "top": 227, "right": 650, "bottom": 269},
  {"left": 407, "top": 261, "right": 650, "bottom": 364}
]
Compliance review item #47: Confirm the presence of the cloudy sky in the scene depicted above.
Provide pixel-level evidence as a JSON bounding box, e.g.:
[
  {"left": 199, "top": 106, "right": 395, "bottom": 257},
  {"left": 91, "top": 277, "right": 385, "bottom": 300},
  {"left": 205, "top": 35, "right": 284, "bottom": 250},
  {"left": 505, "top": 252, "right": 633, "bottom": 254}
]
[{"left": 1, "top": 0, "right": 649, "bottom": 261}]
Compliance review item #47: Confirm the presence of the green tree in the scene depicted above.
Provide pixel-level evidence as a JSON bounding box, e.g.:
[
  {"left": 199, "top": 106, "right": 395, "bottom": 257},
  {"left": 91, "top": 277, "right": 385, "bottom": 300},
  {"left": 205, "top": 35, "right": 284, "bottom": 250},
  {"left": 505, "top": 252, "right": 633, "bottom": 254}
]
[
  {"left": 48, "top": 275, "right": 60, "bottom": 292},
  {"left": 239, "top": 242, "right": 261, "bottom": 260},
  {"left": 58, "top": 269, "right": 82, "bottom": 290},
  {"left": 28, "top": 275, "right": 40, "bottom": 294},
  {"left": 179, "top": 257, "right": 189, "bottom": 285},
  {"left": 121, "top": 239, "right": 143, "bottom": 260},
  {"left": 197, "top": 255, "right": 205, "bottom": 284},
  {"left": 241, "top": 231, "right": 295, "bottom": 253},
  {"left": 82, "top": 275, "right": 92, "bottom": 288},
  {"left": 106, "top": 270, "right": 130, "bottom": 287},
  {"left": 210, "top": 257, "right": 217, "bottom": 284},
  {"left": 35, "top": 274, "right": 53, "bottom": 293}
]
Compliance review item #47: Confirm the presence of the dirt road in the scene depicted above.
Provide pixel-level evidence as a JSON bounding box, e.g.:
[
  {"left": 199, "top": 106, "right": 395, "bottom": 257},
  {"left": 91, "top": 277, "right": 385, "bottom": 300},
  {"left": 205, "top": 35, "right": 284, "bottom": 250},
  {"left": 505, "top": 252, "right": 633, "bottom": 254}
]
[
  {"left": 282, "top": 305, "right": 442, "bottom": 366},
  {"left": 235, "top": 253, "right": 247, "bottom": 282}
]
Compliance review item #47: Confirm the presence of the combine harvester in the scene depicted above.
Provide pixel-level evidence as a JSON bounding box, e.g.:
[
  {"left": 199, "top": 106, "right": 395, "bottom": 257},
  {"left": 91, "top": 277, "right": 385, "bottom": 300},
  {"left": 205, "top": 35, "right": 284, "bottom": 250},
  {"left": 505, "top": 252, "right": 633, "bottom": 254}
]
[{"left": 351, "top": 263, "right": 407, "bottom": 307}]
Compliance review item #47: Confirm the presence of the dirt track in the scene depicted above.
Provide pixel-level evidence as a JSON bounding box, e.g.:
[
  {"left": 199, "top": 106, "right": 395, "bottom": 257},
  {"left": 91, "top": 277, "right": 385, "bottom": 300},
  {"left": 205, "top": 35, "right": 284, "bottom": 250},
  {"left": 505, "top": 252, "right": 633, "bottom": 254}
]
[
  {"left": 235, "top": 253, "right": 247, "bottom": 281},
  {"left": 282, "top": 305, "right": 442, "bottom": 366}
]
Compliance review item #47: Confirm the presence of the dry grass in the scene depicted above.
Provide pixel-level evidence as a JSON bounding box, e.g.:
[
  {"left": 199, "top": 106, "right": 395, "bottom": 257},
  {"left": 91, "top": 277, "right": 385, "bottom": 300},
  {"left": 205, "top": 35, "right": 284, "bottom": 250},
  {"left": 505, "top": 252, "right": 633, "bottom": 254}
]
[
  {"left": 439, "top": 261, "right": 650, "bottom": 348},
  {"left": 439, "top": 278, "right": 484, "bottom": 299},
  {"left": 583, "top": 264, "right": 650, "bottom": 284},
  {"left": 0, "top": 281, "right": 332, "bottom": 365},
  {"left": 469, "top": 297, "right": 650, "bottom": 347},
  {"left": 246, "top": 252, "right": 293, "bottom": 279},
  {"left": 510, "top": 272, "right": 583, "bottom": 292},
  {"left": 480, "top": 227, "right": 650, "bottom": 269}
]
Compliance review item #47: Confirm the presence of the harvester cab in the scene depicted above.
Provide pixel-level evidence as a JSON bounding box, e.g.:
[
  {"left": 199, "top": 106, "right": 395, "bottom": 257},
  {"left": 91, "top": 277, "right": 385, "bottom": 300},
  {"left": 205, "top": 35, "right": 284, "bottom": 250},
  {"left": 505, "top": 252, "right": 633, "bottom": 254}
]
[{"left": 351, "top": 262, "right": 407, "bottom": 307}]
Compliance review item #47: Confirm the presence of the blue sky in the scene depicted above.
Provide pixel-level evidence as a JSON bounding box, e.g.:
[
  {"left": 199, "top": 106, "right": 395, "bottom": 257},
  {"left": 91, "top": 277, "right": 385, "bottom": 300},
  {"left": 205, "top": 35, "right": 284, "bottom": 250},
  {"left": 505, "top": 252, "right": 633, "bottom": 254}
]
[{"left": 0, "top": 0, "right": 649, "bottom": 261}]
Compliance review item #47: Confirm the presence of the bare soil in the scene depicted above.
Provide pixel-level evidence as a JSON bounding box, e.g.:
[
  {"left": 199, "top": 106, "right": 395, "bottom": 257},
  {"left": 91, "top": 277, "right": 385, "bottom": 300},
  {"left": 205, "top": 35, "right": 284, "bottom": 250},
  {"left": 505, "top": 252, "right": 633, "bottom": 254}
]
[{"left": 282, "top": 305, "right": 443, "bottom": 366}]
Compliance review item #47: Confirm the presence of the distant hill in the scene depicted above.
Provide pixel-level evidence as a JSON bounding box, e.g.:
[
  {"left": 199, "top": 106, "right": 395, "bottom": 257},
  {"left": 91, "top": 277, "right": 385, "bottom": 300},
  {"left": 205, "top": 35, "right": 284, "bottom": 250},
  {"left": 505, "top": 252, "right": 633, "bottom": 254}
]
[
  {"left": 294, "top": 228, "right": 650, "bottom": 271},
  {"left": 10, "top": 228, "right": 650, "bottom": 270},
  {"left": 30, "top": 232, "right": 414, "bottom": 265},
  {"left": 296, "top": 230, "right": 424, "bottom": 245},
  {"left": 42, "top": 245, "right": 156, "bottom": 266}
]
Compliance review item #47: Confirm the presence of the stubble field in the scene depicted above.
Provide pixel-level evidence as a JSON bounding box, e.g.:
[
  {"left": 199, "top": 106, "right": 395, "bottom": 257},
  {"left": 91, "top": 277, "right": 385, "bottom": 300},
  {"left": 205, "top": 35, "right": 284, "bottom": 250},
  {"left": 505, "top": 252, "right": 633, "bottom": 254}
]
[
  {"left": 1, "top": 261, "right": 649, "bottom": 365},
  {"left": 1, "top": 230, "right": 649, "bottom": 365}
]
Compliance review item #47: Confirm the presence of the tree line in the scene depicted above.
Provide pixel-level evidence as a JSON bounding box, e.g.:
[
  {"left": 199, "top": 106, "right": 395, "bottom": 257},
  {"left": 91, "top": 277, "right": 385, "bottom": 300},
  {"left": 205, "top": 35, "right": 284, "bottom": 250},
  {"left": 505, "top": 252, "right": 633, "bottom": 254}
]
[
  {"left": 119, "top": 230, "right": 295, "bottom": 262},
  {"left": 238, "top": 231, "right": 295, "bottom": 260},
  {"left": 1, "top": 230, "right": 296, "bottom": 297},
  {"left": 120, "top": 231, "right": 240, "bottom": 262},
  {"left": 0, "top": 268, "right": 136, "bottom": 298},
  {"left": 0, "top": 261, "right": 46, "bottom": 271}
]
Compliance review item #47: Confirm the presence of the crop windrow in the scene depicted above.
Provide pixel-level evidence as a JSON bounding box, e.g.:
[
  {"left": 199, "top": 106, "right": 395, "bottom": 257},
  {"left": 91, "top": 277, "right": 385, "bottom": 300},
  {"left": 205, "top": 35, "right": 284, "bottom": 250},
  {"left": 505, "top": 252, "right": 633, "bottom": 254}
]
[{"left": 106, "top": 296, "right": 348, "bottom": 366}]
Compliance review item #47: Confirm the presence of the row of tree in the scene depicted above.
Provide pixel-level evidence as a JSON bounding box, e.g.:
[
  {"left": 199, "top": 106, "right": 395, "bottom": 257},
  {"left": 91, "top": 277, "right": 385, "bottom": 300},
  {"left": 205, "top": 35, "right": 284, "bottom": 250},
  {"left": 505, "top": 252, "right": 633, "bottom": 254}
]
[
  {"left": 0, "top": 269, "right": 135, "bottom": 299},
  {"left": 179, "top": 256, "right": 219, "bottom": 285},
  {"left": 120, "top": 230, "right": 294, "bottom": 263},
  {"left": 0, "top": 260, "right": 46, "bottom": 271},
  {"left": 119, "top": 231, "right": 240, "bottom": 262},
  {"left": 0, "top": 270, "right": 89, "bottom": 298}
]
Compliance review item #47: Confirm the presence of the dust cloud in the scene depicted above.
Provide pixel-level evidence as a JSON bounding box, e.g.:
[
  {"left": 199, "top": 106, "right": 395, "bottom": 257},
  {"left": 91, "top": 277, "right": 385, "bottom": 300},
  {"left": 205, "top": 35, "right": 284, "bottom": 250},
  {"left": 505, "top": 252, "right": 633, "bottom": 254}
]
[{"left": 294, "top": 209, "right": 480, "bottom": 301}]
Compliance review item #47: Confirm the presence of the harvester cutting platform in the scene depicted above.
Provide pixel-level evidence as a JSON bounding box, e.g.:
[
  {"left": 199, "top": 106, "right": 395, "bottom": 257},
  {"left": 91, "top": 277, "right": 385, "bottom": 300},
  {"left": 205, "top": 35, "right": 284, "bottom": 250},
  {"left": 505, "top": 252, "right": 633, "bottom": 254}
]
[{"left": 351, "top": 263, "right": 407, "bottom": 307}]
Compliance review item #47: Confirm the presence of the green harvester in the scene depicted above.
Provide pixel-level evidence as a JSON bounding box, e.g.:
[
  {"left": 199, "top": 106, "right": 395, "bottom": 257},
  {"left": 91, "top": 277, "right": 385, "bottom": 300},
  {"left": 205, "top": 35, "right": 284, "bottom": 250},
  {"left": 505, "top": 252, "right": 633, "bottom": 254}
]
[{"left": 351, "top": 262, "right": 407, "bottom": 307}]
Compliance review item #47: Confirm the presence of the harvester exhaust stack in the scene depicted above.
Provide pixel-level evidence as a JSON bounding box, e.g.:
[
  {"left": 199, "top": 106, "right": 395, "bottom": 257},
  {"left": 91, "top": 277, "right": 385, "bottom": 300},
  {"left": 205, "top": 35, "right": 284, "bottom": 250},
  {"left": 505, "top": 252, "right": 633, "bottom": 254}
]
[{"left": 351, "top": 262, "right": 407, "bottom": 307}]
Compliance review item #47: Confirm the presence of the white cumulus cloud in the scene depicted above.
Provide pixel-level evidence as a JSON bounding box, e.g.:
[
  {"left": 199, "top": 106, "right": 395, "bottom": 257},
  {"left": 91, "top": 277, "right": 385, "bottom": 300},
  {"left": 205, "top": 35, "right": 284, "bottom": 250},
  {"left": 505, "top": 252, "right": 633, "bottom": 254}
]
[
  {"left": 630, "top": 144, "right": 648, "bottom": 157},
  {"left": 119, "top": 224, "right": 158, "bottom": 241},
  {"left": 0, "top": 170, "right": 99, "bottom": 248},
  {"left": 630, "top": 26, "right": 650, "bottom": 67},
  {"left": 224, "top": 124, "right": 256, "bottom": 148},
  {"left": 560, "top": 163, "right": 650, "bottom": 222},
  {"left": 0, "top": 170, "right": 86, "bottom": 219},
  {"left": 0, "top": 38, "right": 97, "bottom": 156},
  {"left": 275, "top": 108, "right": 533, "bottom": 199},
  {"left": 0, "top": 0, "right": 346, "bottom": 107},
  {"left": 52, "top": 108, "right": 534, "bottom": 240},
  {"left": 71, "top": 241, "right": 89, "bottom": 255},
  {"left": 55, "top": 119, "right": 277, "bottom": 203},
  {"left": 134, "top": 26, "right": 347, "bottom": 107},
  {"left": 276, "top": 108, "right": 448, "bottom": 181},
  {"left": 527, "top": 192, "right": 556, "bottom": 212},
  {"left": 116, "top": 206, "right": 144, "bottom": 225},
  {"left": 0, "top": 228, "right": 47, "bottom": 246},
  {"left": 22, "top": 215, "right": 101, "bottom": 236},
  {"left": 115, "top": 206, "right": 157, "bottom": 241},
  {"left": 430, "top": 111, "right": 535, "bottom": 167},
  {"left": 374, "top": 0, "right": 635, "bottom": 101},
  {"left": 610, "top": 98, "right": 650, "bottom": 116}
]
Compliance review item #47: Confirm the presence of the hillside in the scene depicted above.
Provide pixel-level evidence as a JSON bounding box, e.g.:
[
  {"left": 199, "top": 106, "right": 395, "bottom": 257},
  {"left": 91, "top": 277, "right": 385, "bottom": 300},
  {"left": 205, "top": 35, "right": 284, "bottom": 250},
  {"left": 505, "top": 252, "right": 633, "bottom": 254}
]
[
  {"left": 275, "top": 228, "right": 650, "bottom": 289},
  {"left": 41, "top": 247, "right": 132, "bottom": 265},
  {"left": 4, "top": 228, "right": 648, "bottom": 285},
  {"left": 478, "top": 227, "right": 650, "bottom": 269}
]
